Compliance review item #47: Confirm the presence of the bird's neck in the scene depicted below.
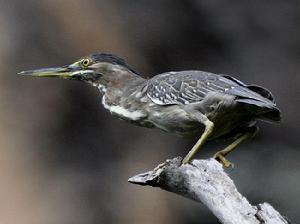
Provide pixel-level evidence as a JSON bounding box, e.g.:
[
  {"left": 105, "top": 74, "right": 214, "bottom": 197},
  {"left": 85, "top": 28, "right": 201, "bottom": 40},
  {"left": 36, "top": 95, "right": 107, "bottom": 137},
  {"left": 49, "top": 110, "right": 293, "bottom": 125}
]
[
  {"left": 99, "top": 71, "right": 148, "bottom": 122},
  {"left": 94, "top": 64, "right": 145, "bottom": 94}
]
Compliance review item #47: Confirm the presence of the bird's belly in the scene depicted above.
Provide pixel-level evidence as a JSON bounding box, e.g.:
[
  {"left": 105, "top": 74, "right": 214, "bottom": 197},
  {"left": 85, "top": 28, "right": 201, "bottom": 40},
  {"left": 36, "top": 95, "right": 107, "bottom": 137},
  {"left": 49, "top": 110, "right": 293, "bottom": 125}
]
[
  {"left": 146, "top": 103, "right": 253, "bottom": 138},
  {"left": 147, "top": 106, "right": 205, "bottom": 137},
  {"left": 206, "top": 104, "right": 253, "bottom": 139}
]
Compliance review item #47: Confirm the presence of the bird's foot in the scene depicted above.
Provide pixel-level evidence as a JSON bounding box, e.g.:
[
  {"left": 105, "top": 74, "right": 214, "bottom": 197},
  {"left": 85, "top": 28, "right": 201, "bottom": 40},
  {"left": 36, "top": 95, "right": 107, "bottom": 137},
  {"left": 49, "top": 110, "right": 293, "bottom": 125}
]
[
  {"left": 153, "top": 162, "right": 167, "bottom": 171},
  {"left": 213, "top": 152, "right": 234, "bottom": 168},
  {"left": 181, "top": 157, "right": 191, "bottom": 165}
]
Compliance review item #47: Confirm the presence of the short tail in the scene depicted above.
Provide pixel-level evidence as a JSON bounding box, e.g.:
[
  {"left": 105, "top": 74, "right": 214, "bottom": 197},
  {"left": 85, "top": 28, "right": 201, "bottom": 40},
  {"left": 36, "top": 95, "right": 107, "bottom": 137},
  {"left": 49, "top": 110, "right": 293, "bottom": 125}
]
[
  {"left": 237, "top": 98, "right": 281, "bottom": 122},
  {"left": 262, "top": 107, "right": 281, "bottom": 122},
  {"left": 235, "top": 85, "right": 281, "bottom": 123}
]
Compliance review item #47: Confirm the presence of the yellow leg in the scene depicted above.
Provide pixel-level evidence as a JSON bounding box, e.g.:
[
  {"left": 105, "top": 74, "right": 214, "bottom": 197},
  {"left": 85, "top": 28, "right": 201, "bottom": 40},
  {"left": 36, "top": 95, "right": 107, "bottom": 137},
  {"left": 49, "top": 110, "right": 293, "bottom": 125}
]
[
  {"left": 182, "top": 120, "right": 214, "bottom": 164},
  {"left": 214, "top": 127, "right": 258, "bottom": 168}
]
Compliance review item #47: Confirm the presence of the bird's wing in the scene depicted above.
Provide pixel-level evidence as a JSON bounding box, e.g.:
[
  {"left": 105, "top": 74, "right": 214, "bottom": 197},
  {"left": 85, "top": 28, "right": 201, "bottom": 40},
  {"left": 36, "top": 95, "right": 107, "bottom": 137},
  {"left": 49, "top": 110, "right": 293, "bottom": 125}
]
[
  {"left": 146, "top": 71, "right": 239, "bottom": 105},
  {"left": 146, "top": 70, "right": 274, "bottom": 106}
]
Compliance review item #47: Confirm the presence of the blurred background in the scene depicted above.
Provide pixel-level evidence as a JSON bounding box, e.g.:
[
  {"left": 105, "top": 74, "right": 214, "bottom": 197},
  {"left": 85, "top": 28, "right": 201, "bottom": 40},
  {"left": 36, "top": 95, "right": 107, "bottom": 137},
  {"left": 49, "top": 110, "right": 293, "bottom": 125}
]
[{"left": 0, "top": 0, "right": 299, "bottom": 223}]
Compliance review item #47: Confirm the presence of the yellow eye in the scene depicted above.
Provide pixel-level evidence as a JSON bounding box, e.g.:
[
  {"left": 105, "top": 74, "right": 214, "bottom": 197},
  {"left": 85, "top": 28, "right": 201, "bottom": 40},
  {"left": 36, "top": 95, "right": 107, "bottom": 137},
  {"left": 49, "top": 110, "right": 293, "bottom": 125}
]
[{"left": 82, "top": 59, "right": 91, "bottom": 67}]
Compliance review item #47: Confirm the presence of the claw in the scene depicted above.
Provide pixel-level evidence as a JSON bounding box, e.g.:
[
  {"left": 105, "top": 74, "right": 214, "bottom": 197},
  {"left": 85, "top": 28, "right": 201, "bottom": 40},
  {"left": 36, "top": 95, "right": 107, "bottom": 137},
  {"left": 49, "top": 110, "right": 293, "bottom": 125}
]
[
  {"left": 153, "top": 162, "right": 167, "bottom": 171},
  {"left": 182, "top": 157, "right": 191, "bottom": 165},
  {"left": 213, "top": 152, "right": 234, "bottom": 168}
]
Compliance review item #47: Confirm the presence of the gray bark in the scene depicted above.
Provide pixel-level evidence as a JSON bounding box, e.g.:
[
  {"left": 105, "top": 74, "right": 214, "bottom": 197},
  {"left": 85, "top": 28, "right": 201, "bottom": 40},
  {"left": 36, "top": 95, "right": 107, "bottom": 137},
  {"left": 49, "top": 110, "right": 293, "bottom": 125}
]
[{"left": 128, "top": 157, "right": 291, "bottom": 224}]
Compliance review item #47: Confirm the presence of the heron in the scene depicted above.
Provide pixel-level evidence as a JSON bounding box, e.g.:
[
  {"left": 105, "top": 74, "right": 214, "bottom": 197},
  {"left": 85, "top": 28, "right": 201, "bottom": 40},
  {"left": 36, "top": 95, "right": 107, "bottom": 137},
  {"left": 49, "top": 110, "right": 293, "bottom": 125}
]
[{"left": 19, "top": 53, "right": 281, "bottom": 167}]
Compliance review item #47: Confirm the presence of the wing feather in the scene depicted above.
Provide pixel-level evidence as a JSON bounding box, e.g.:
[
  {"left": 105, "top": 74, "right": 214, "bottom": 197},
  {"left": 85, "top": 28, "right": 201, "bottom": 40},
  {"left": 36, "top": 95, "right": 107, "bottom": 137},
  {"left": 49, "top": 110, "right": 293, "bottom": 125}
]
[
  {"left": 147, "top": 71, "right": 234, "bottom": 105},
  {"left": 146, "top": 71, "right": 276, "bottom": 107}
]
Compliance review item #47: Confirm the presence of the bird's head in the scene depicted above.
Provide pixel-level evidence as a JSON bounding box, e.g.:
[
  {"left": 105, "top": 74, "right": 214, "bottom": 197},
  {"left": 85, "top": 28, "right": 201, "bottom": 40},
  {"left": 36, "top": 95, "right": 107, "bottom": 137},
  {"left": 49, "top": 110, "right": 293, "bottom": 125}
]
[{"left": 19, "top": 53, "right": 139, "bottom": 91}]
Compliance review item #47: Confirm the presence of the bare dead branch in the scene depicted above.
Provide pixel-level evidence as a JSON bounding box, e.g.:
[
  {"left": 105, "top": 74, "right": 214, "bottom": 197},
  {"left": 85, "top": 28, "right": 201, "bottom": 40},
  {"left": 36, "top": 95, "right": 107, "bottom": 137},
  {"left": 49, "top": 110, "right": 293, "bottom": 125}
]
[{"left": 129, "top": 157, "right": 291, "bottom": 224}]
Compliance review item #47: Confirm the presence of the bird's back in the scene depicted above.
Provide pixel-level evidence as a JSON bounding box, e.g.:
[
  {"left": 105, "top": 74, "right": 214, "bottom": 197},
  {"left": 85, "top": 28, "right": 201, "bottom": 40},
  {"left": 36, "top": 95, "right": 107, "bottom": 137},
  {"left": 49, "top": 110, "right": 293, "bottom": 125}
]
[{"left": 146, "top": 70, "right": 281, "bottom": 123}]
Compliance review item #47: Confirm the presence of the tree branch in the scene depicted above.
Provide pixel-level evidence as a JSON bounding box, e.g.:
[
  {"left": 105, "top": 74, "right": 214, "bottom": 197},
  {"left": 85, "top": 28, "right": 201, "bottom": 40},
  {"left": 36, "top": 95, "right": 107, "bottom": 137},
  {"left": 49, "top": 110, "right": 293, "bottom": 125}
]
[{"left": 128, "top": 157, "right": 291, "bottom": 224}]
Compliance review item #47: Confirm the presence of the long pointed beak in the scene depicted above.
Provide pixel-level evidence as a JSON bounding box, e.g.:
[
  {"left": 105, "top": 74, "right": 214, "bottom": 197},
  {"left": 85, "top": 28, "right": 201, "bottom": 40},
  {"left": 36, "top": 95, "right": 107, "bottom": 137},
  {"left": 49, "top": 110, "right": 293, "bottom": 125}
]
[{"left": 18, "top": 66, "right": 74, "bottom": 78}]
